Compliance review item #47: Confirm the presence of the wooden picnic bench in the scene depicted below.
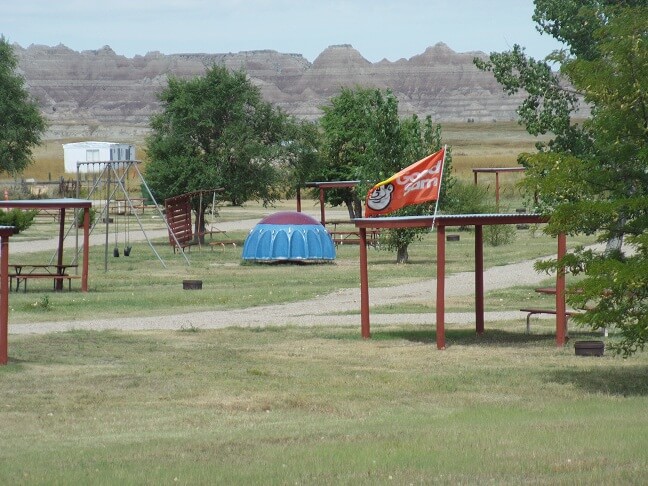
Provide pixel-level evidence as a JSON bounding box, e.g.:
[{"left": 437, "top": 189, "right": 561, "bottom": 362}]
[
  {"left": 9, "top": 264, "right": 80, "bottom": 292},
  {"left": 520, "top": 286, "right": 580, "bottom": 334},
  {"left": 110, "top": 198, "right": 146, "bottom": 215},
  {"left": 328, "top": 230, "right": 380, "bottom": 246},
  {"left": 326, "top": 220, "right": 380, "bottom": 246},
  {"left": 520, "top": 307, "right": 578, "bottom": 334},
  {"left": 524, "top": 286, "right": 609, "bottom": 336}
]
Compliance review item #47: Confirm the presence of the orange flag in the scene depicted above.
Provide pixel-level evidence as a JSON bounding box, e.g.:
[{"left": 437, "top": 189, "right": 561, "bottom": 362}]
[{"left": 365, "top": 147, "right": 446, "bottom": 217}]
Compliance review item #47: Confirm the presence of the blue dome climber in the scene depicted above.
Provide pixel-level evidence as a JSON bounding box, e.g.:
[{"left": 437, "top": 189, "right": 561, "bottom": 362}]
[{"left": 242, "top": 211, "right": 336, "bottom": 262}]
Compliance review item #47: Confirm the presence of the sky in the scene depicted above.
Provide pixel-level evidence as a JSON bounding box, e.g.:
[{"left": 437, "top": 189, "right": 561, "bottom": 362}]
[{"left": 2, "top": 0, "right": 564, "bottom": 63}]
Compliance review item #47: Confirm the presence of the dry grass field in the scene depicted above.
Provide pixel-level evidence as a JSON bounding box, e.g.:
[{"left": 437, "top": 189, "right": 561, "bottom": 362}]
[
  {"left": 22, "top": 138, "right": 148, "bottom": 181},
  {"left": 26, "top": 121, "right": 540, "bottom": 182}
]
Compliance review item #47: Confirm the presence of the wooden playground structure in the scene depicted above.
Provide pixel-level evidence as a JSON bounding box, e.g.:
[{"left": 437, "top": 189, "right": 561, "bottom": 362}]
[{"left": 164, "top": 189, "right": 236, "bottom": 253}]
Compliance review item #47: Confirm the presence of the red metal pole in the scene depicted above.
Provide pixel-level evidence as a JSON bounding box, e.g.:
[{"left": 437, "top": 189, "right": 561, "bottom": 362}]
[
  {"left": 495, "top": 171, "right": 500, "bottom": 209},
  {"left": 556, "top": 233, "right": 567, "bottom": 346},
  {"left": 82, "top": 207, "right": 90, "bottom": 292},
  {"left": 1, "top": 235, "right": 9, "bottom": 364},
  {"left": 56, "top": 208, "right": 66, "bottom": 291},
  {"left": 319, "top": 188, "right": 326, "bottom": 225},
  {"left": 475, "top": 225, "right": 484, "bottom": 334},
  {"left": 359, "top": 227, "right": 370, "bottom": 339},
  {"left": 296, "top": 187, "right": 302, "bottom": 212},
  {"left": 436, "top": 224, "right": 446, "bottom": 349}
]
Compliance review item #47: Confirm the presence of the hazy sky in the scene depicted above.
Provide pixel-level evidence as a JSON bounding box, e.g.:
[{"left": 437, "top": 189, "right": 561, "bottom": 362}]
[{"left": 2, "top": 0, "right": 563, "bottom": 62}]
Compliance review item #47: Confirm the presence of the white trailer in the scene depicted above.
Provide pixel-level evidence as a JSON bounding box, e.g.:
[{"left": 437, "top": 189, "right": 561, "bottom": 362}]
[{"left": 62, "top": 141, "right": 136, "bottom": 173}]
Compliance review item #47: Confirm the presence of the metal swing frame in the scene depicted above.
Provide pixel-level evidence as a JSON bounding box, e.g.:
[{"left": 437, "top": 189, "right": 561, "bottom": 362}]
[{"left": 75, "top": 160, "right": 190, "bottom": 269}]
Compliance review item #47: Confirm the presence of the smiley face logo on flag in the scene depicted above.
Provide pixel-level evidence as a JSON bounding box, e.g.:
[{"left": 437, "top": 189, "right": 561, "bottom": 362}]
[{"left": 366, "top": 183, "right": 394, "bottom": 212}]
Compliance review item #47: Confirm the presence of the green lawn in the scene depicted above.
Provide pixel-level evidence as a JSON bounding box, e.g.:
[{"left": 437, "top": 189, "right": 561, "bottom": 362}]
[
  {"left": 4, "top": 200, "right": 642, "bottom": 484},
  {"left": 1, "top": 325, "right": 646, "bottom": 484}
]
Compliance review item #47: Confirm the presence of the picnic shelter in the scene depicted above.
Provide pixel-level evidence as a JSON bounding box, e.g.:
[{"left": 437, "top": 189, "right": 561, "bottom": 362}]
[
  {"left": 297, "top": 180, "right": 360, "bottom": 225},
  {"left": 353, "top": 213, "right": 569, "bottom": 349},
  {"left": 0, "top": 198, "right": 92, "bottom": 293}
]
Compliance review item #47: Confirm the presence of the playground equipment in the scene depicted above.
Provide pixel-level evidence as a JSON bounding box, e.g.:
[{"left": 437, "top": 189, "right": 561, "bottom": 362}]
[
  {"left": 75, "top": 160, "right": 189, "bottom": 269},
  {"left": 164, "top": 189, "right": 226, "bottom": 252},
  {"left": 242, "top": 211, "right": 336, "bottom": 262}
]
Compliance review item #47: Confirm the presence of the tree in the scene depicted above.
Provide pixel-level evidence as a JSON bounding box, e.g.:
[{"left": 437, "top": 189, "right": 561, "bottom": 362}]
[
  {"left": 319, "top": 87, "right": 455, "bottom": 263},
  {"left": 145, "top": 65, "right": 305, "bottom": 238},
  {"left": 367, "top": 115, "right": 455, "bottom": 263},
  {"left": 318, "top": 88, "right": 402, "bottom": 219},
  {"left": 475, "top": 2, "right": 648, "bottom": 355},
  {"left": 275, "top": 118, "right": 322, "bottom": 201},
  {"left": 0, "top": 37, "right": 46, "bottom": 175}
]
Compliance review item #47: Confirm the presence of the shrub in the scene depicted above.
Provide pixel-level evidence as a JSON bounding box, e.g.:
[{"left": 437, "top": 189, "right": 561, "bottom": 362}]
[
  {"left": 75, "top": 207, "right": 96, "bottom": 228},
  {"left": 0, "top": 209, "right": 37, "bottom": 232},
  {"left": 442, "top": 180, "right": 490, "bottom": 215},
  {"left": 484, "top": 223, "right": 516, "bottom": 246}
]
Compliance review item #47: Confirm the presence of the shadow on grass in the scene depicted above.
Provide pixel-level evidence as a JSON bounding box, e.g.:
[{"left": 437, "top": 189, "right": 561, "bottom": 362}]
[
  {"left": 546, "top": 365, "right": 648, "bottom": 397},
  {"left": 317, "top": 325, "right": 576, "bottom": 346},
  {"left": 368, "top": 258, "right": 437, "bottom": 266},
  {"left": 369, "top": 328, "right": 566, "bottom": 347}
]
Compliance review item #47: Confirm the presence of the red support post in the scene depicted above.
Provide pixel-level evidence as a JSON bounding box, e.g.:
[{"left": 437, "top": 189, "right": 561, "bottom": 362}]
[
  {"left": 82, "top": 207, "right": 90, "bottom": 292},
  {"left": 319, "top": 188, "right": 326, "bottom": 225},
  {"left": 436, "top": 224, "right": 446, "bottom": 349},
  {"left": 475, "top": 225, "right": 484, "bottom": 334},
  {"left": 296, "top": 187, "right": 302, "bottom": 212},
  {"left": 495, "top": 172, "right": 500, "bottom": 208},
  {"left": 0, "top": 235, "right": 9, "bottom": 364},
  {"left": 556, "top": 233, "right": 567, "bottom": 346},
  {"left": 359, "top": 227, "right": 370, "bottom": 339},
  {"left": 55, "top": 208, "right": 66, "bottom": 291}
]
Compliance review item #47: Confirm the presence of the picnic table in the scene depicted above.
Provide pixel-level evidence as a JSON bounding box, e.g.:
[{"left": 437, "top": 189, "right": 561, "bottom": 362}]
[
  {"left": 0, "top": 199, "right": 91, "bottom": 293},
  {"left": 9, "top": 264, "right": 80, "bottom": 292},
  {"left": 520, "top": 287, "right": 580, "bottom": 334},
  {"left": 326, "top": 219, "right": 380, "bottom": 246}
]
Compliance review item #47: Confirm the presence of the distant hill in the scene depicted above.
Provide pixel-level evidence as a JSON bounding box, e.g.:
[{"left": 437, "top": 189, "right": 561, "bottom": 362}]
[{"left": 14, "top": 42, "right": 526, "bottom": 140}]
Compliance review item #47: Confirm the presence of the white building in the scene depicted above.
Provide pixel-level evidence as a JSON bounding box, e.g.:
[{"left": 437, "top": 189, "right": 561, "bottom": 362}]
[{"left": 62, "top": 141, "right": 136, "bottom": 173}]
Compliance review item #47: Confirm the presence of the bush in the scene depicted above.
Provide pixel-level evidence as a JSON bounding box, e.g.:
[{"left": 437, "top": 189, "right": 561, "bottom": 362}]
[
  {"left": 75, "top": 207, "right": 96, "bottom": 228},
  {"left": 441, "top": 180, "right": 517, "bottom": 246},
  {"left": 0, "top": 209, "right": 37, "bottom": 232},
  {"left": 484, "top": 223, "right": 516, "bottom": 246},
  {"left": 441, "top": 180, "right": 490, "bottom": 215}
]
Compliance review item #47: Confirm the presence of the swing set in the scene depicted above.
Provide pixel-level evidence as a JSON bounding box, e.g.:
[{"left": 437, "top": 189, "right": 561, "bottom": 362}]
[
  {"left": 110, "top": 202, "right": 131, "bottom": 257},
  {"left": 75, "top": 160, "right": 190, "bottom": 269}
]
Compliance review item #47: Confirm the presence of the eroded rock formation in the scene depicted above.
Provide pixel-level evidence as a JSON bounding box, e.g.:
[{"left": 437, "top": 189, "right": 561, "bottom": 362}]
[{"left": 15, "top": 42, "right": 524, "bottom": 139}]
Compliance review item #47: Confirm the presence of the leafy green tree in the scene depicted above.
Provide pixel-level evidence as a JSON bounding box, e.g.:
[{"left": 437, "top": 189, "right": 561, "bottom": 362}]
[
  {"left": 373, "top": 116, "right": 455, "bottom": 263},
  {"left": 318, "top": 88, "right": 402, "bottom": 218},
  {"left": 0, "top": 37, "right": 46, "bottom": 175},
  {"left": 476, "top": 2, "right": 648, "bottom": 355},
  {"left": 145, "top": 65, "right": 306, "bottom": 239},
  {"left": 277, "top": 119, "right": 322, "bottom": 200},
  {"left": 319, "top": 87, "right": 455, "bottom": 263}
]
